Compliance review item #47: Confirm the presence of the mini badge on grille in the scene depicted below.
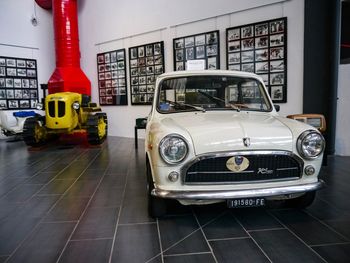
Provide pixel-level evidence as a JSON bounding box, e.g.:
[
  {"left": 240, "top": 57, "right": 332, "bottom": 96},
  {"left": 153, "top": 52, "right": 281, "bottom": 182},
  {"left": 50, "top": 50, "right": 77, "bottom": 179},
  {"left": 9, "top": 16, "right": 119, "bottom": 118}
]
[
  {"left": 226, "top": 156, "right": 250, "bottom": 172},
  {"left": 243, "top": 137, "right": 251, "bottom": 147}
]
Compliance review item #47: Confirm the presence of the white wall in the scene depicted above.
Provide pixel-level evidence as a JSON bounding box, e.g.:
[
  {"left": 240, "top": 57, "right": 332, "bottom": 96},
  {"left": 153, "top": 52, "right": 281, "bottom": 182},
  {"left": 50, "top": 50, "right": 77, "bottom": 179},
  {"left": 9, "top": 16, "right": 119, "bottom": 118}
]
[
  {"left": 335, "top": 64, "right": 350, "bottom": 156},
  {"left": 77, "top": 0, "right": 305, "bottom": 139},
  {"left": 0, "top": 0, "right": 55, "bottom": 96}
]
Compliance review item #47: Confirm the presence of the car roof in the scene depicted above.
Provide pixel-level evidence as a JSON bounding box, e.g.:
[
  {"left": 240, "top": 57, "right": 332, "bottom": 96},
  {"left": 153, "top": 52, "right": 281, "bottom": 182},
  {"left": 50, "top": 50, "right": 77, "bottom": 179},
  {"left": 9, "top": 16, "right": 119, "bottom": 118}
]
[{"left": 158, "top": 70, "right": 262, "bottom": 80}]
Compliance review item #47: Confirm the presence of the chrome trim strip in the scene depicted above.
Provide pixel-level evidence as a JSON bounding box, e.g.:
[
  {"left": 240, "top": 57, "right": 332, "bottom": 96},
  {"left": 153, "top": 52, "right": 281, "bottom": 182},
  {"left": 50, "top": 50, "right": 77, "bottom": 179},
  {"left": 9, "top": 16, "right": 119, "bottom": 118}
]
[
  {"left": 181, "top": 150, "right": 304, "bottom": 184},
  {"left": 187, "top": 170, "right": 255, "bottom": 174},
  {"left": 184, "top": 177, "right": 300, "bottom": 185},
  {"left": 151, "top": 180, "right": 325, "bottom": 200},
  {"left": 276, "top": 167, "right": 298, "bottom": 171}
]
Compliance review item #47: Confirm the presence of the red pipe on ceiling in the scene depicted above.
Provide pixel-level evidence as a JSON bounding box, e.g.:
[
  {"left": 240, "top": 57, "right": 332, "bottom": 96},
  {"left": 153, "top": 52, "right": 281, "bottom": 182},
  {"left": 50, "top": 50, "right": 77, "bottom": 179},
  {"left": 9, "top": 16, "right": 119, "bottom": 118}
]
[{"left": 35, "top": 0, "right": 91, "bottom": 95}]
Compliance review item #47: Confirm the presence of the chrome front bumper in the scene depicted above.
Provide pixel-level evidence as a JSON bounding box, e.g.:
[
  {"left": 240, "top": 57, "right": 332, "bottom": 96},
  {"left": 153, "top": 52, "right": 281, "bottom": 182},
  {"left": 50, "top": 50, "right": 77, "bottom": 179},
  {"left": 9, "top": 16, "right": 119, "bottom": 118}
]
[{"left": 151, "top": 180, "right": 325, "bottom": 200}]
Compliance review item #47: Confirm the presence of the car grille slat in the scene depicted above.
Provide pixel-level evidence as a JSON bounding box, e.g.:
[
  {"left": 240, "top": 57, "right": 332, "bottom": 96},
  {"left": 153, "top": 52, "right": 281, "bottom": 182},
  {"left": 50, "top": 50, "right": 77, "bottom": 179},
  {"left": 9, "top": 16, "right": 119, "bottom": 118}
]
[{"left": 184, "top": 154, "right": 302, "bottom": 184}]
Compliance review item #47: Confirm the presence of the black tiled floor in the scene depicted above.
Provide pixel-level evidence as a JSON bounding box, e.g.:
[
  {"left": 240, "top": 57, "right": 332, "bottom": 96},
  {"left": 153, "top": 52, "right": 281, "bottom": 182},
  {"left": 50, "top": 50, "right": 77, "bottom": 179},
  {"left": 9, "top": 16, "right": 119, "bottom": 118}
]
[{"left": 0, "top": 137, "right": 349, "bottom": 262}]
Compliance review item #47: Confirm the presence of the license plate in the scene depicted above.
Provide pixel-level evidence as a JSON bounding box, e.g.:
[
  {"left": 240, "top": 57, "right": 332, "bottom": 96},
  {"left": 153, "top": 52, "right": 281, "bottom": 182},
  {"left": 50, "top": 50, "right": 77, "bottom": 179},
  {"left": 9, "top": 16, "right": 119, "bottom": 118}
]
[{"left": 227, "top": 198, "right": 266, "bottom": 208}]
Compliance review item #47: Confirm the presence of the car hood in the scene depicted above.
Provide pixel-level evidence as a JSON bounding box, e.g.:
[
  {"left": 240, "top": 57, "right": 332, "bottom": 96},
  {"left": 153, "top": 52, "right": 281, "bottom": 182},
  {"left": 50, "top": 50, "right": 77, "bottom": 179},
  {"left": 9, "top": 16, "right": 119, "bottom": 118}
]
[{"left": 160, "top": 111, "right": 293, "bottom": 155}]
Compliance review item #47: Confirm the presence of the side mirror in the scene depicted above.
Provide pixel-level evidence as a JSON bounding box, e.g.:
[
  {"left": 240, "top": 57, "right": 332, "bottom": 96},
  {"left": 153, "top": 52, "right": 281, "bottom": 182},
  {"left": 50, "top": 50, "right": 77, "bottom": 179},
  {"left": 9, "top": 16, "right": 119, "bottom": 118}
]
[{"left": 274, "top": 104, "right": 280, "bottom": 112}]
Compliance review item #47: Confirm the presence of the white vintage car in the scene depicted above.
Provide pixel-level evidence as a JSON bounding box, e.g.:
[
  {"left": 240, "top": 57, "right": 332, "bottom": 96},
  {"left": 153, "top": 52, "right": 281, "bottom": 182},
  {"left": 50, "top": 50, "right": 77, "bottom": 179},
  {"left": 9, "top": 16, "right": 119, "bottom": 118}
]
[{"left": 145, "top": 70, "right": 325, "bottom": 217}]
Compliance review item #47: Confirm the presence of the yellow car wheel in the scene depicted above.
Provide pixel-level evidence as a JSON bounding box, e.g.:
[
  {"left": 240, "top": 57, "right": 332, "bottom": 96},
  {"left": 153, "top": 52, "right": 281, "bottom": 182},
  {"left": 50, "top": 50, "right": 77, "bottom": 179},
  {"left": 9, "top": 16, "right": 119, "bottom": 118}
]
[
  {"left": 23, "top": 117, "right": 47, "bottom": 147},
  {"left": 87, "top": 113, "right": 108, "bottom": 145}
]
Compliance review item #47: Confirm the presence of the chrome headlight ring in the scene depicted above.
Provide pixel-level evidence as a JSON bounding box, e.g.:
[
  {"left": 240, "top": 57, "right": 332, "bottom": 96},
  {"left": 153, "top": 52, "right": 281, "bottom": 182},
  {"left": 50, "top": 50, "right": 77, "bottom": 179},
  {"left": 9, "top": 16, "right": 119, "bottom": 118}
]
[
  {"left": 72, "top": 102, "right": 80, "bottom": 110},
  {"left": 159, "top": 134, "right": 188, "bottom": 164},
  {"left": 297, "top": 130, "right": 325, "bottom": 159}
]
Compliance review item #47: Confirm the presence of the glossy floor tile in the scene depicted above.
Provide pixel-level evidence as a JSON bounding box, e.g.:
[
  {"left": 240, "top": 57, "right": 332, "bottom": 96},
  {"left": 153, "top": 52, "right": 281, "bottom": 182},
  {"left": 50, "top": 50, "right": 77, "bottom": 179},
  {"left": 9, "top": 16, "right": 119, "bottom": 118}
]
[{"left": 0, "top": 137, "right": 349, "bottom": 262}]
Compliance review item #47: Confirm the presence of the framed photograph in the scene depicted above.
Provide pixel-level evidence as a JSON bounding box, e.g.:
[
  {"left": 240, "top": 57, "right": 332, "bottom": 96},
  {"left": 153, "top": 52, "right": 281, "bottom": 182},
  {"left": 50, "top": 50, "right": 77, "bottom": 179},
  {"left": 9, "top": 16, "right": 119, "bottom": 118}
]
[
  {"left": 97, "top": 49, "right": 127, "bottom": 106},
  {"left": 255, "top": 49, "right": 269, "bottom": 61},
  {"left": 228, "top": 52, "right": 240, "bottom": 64},
  {"left": 241, "top": 26, "right": 253, "bottom": 38},
  {"left": 13, "top": 79, "right": 22, "bottom": 88},
  {"left": 227, "top": 28, "right": 240, "bottom": 41},
  {"left": 6, "top": 78, "right": 14, "bottom": 87},
  {"left": 255, "top": 36, "right": 268, "bottom": 49},
  {"left": 17, "top": 69, "right": 26, "bottom": 77},
  {"left": 175, "top": 39, "right": 184, "bottom": 49},
  {"left": 226, "top": 17, "right": 287, "bottom": 103},
  {"left": 8, "top": 100, "right": 18, "bottom": 109},
  {"left": 241, "top": 63, "right": 254, "bottom": 73},
  {"left": 270, "top": 47, "right": 284, "bottom": 60},
  {"left": 196, "top": 46, "right": 205, "bottom": 59},
  {"left": 0, "top": 67, "right": 5, "bottom": 76},
  {"left": 255, "top": 23, "right": 268, "bottom": 36},
  {"left": 0, "top": 89, "right": 6, "bottom": 98},
  {"left": 0, "top": 100, "right": 7, "bottom": 109},
  {"left": 6, "top": 59, "right": 16, "bottom": 67},
  {"left": 206, "top": 32, "right": 218, "bottom": 44},
  {"left": 228, "top": 41, "right": 240, "bottom": 52},
  {"left": 241, "top": 51, "right": 254, "bottom": 63},
  {"left": 242, "top": 39, "right": 254, "bottom": 50},
  {"left": 270, "top": 60, "right": 284, "bottom": 72},
  {"left": 270, "top": 34, "right": 284, "bottom": 47},
  {"left": 206, "top": 45, "right": 218, "bottom": 56},
  {"left": 207, "top": 57, "right": 217, "bottom": 70},
  {"left": 26, "top": 60, "right": 36, "bottom": 68},
  {"left": 195, "top": 35, "right": 205, "bottom": 46},
  {"left": 271, "top": 86, "right": 284, "bottom": 101},
  {"left": 173, "top": 30, "right": 220, "bottom": 71},
  {"left": 6, "top": 68, "right": 16, "bottom": 76},
  {"left": 16, "top": 60, "right": 26, "bottom": 68},
  {"left": 185, "top": 37, "right": 195, "bottom": 47},
  {"left": 129, "top": 41, "right": 165, "bottom": 105}
]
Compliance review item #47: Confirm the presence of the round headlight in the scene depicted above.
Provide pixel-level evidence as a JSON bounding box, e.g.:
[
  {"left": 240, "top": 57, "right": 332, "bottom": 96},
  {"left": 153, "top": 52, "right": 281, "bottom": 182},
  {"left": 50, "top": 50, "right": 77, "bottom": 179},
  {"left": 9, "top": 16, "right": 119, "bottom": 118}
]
[
  {"left": 72, "top": 102, "right": 80, "bottom": 110},
  {"left": 36, "top": 102, "right": 43, "bottom": 110},
  {"left": 297, "top": 130, "right": 325, "bottom": 159},
  {"left": 159, "top": 135, "right": 188, "bottom": 164}
]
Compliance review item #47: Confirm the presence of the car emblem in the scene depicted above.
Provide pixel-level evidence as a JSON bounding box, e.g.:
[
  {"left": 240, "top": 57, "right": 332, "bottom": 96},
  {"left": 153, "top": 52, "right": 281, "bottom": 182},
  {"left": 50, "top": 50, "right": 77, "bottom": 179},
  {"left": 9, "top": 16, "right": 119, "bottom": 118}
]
[
  {"left": 226, "top": 156, "right": 250, "bottom": 172},
  {"left": 235, "top": 156, "right": 244, "bottom": 165},
  {"left": 243, "top": 137, "right": 251, "bottom": 147}
]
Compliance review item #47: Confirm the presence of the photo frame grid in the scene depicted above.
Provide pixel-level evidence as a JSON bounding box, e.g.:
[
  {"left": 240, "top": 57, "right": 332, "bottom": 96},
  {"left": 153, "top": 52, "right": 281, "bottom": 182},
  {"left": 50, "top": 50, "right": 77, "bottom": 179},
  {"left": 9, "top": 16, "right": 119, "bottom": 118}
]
[
  {"left": 173, "top": 30, "right": 220, "bottom": 71},
  {"left": 226, "top": 17, "right": 287, "bottom": 103},
  {"left": 129, "top": 41, "right": 165, "bottom": 105},
  {"left": 97, "top": 49, "right": 128, "bottom": 106},
  {"left": 0, "top": 56, "right": 38, "bottom": 110}
]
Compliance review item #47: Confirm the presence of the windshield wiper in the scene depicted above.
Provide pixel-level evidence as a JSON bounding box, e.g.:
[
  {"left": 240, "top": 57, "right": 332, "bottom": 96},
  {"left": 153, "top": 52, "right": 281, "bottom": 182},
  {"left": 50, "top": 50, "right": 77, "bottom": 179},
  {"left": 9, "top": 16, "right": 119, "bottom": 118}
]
[
  {"left": 165, "top": 100, "right": 206, "bottom": 112},
  {"left": 198, "top": 90, "right": 240, "bottom": 112}
]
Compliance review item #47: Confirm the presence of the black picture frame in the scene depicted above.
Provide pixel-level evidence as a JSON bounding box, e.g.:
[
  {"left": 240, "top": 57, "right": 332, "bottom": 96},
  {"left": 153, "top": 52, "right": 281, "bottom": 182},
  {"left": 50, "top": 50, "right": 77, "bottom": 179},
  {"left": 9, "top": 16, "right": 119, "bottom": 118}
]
[
  {"left": 226, "top": 18, "right": 287, "bottom": 103},
  {"left": 0, "top": 56, "right": 39, "bottom": 110},
  {"left": 173, "top": 30, "right": 220, "bottom": 71},
  {"left": 97, "top": 49, "right": 128, "bottom": 106},
  {"left": 129, "top": 41, "right": 165, "bottom": 105}
]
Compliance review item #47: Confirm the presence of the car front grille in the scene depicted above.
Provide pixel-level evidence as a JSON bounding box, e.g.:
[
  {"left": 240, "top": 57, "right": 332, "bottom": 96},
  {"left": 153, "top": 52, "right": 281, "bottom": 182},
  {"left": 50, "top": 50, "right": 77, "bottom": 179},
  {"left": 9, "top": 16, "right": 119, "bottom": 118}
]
[
  {"left": 184, "top": 152, "right": 303, "bottom": 184},
  {"left": 48, "top": 101, "right": 66, "bottom": 117}
]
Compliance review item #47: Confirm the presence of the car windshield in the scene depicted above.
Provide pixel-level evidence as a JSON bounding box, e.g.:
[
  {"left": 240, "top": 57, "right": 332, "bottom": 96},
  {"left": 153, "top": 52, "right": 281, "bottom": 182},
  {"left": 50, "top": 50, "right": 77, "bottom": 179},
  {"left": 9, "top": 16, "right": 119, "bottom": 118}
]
[{"left": 157, "top": 75, "right": 272, "bottom": 113}]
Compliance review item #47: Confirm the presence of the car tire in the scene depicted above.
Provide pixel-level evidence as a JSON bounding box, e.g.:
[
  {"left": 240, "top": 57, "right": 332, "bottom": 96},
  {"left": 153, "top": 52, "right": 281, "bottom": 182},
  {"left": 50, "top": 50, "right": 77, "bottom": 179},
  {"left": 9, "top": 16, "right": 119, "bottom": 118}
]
[
  {"left": 146, "top": 160, "right": 167, "bottom": 218},
  {"left": 287, "top": 191, "right": 316, "bottom": 208}
]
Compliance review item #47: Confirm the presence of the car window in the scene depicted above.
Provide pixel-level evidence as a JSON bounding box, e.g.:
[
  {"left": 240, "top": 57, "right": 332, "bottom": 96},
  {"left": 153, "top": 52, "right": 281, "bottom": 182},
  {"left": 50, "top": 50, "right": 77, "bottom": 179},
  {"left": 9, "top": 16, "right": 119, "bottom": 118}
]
[{"left": 157, "top": 76, "right": 272, "bottom": 113}]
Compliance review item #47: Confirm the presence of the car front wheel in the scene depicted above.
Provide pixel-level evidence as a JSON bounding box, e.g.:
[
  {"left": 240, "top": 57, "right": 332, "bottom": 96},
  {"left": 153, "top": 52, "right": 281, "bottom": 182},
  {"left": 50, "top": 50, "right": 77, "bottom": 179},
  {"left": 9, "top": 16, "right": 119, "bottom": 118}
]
[
  {"left": 287, "top": 191, "right": 316, "bottom": 208},
  {"left": 146, "top": 160, "right": 167, "bottom": 218}
]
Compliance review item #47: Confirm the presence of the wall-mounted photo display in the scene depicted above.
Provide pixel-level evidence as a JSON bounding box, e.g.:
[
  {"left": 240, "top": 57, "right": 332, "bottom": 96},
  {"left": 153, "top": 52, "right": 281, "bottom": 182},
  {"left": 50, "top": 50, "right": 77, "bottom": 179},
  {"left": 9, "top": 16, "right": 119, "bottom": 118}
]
[
  {"left": 173, "top": 30, "right": 220, "bottom": 71},
  {"left": 97, "top": 49, "right": 127, "bottom": 106},
  {"left": 129, "top": 41, "right": 165, "bottom": 105},
  {"left": 0, "top": 56, "right": 39, "bottom": 110},
  {"left": 226, "top": 17, "right": 287, "bottom": 103}
]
